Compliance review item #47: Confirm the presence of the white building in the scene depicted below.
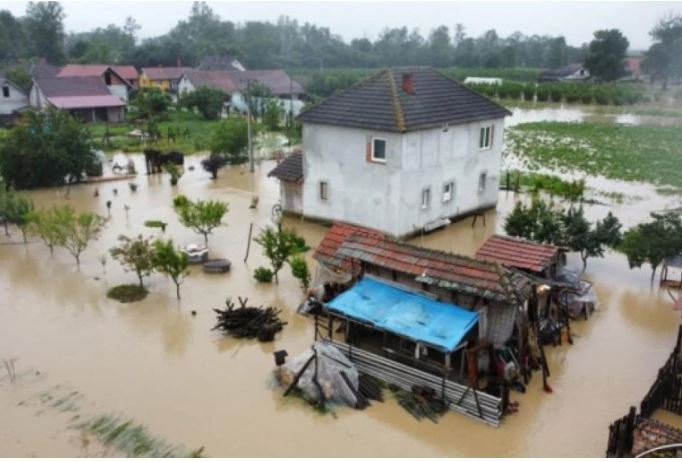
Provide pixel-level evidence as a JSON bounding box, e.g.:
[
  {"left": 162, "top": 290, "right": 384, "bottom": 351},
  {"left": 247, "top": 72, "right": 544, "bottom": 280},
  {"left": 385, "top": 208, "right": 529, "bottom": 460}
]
[
  {"left": 270, "top": 67, "right": 510, "bottom": 239},
  {"left": 0, "top": 76, "right": 29, "bottom": 116}
]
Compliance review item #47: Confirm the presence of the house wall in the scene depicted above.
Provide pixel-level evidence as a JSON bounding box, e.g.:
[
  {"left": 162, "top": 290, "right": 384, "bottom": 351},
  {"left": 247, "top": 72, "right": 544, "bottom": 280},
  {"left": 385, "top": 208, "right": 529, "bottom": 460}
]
[
  {"left": 177, "top": 76, "right": 194, "bottom": 95},
  {"left": 106, "top": 107, "right": 125, "bottom": 123},
  {"left": 29, "top": 84, "right": 48, "bottom": 109},
  {"left": 231, "top": 92, "right": 304, "bottom": 116},
  {"left": 0, "top": 82, "right": 29, "bottom": 114},
  {"left": 302, "top": 117, "right": 505, "bottom": 238},
  {"left": 281, "top": 181, "right": 303, "bottom": 214},
  {"left": 108, "top": 85, "right": 128, "bottom": 103}
]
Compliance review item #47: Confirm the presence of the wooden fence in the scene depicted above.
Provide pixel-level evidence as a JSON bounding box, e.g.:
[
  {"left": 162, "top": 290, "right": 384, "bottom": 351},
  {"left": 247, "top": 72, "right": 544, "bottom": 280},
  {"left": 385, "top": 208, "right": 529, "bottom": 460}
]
[
  {"left": 325, "top": 339, "right": 504, "bottom": 427},
  {"left": 640, "top": 326, "right": 682, "bottom": 417}
]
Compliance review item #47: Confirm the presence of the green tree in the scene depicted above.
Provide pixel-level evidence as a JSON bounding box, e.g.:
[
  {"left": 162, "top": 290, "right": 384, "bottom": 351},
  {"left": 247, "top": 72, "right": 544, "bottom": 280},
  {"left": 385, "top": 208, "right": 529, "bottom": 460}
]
[
  {"left": 289, "top": 254, "right": 310, "bottom": 291},
  {"left": 209, "top": 118, "right": 249, "bottom": 165},
  {"left": 584, "top": 29, "right": 629, "bottom": 82},
  {"left": 642, "top": 14, "right": 682, "bottom": 89},
  {"left": 133, "top": 88, "right": 171, "bottom": 118},
  {"left": 619, "top": 213, "right": 682, "bottom": 282},
  {"left": 27, "top": 207, "right": 63, "bottom": 254},
  {"left": 153, "top": 239, "right": 189, "bottom": 299},
  {"left": 110, "top": 235, "right": 157, "bottom": 287},
  {"left": 24, "top": 1, "right": 66, "bottom": 64},
  {"left": 180, "top": 86, "right": 226, "bottom": 120},
  {"left": 254, "top": 225, "right": 308, "bottom": 283},
  {"left": 0, "top": 108, "right": 95, "bottom": 189},
  {"left": 0, "top": 11, "right": 26, "bottom": 61},
  {"left": 173, "top": 195, "right": 228, "bottom": 246},
  {"left": 55, "top": 206, "right": 107, "bottom": 267},
  {"left": 1, "top": 189, "right": 34, "bottom": 243},
  {"left": 5, "top": 66, "right": 32, "bottom": 92},
  {"left": 560, "top": 208, "right": 622, "bottom": 268},
  {"left": 263, "top": 101, "right": 281, "bottom": 131}
]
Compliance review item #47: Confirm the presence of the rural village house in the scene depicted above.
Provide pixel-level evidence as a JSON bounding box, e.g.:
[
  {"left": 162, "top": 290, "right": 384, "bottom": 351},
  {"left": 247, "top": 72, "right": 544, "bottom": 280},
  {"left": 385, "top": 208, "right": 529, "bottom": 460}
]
[
  {"left": 178, "top": 69, "right": 306, "bottom": 116},
  {"left": 139, "top": 66, "right": 194, "bottom": 94},
  {"left": 57, "top": 64, "right": 136, "bottom": 101},
  {"left": 272, "top": 66, "right": 510, "bottom": 239},
  {"left": 539, "top": 63, "right": 590, "bottom": 82},
  {"left": 29, "top": 76, "right": 126, "bottom": 123},
  {"left": 0, "top": 73, "right": 30, "bottom": 125}
]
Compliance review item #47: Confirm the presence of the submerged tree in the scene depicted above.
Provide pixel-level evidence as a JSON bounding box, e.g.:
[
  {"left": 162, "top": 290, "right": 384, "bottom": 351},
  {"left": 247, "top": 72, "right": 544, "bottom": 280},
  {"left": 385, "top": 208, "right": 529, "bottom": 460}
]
[
  {"left": 153, "top": 239, "right": 189, "bottom": 299},
  {"left": 110, "top": 235, "right": 156, "bottom": 287},
  {"left": 209, "top": 118, "right": 249, "bottom": 168},
  {"left": 55, "top": 206, "right": 107, "bottom": 268},
  {"left": 254, "top": 225, "right": 309, "bottom": 283},
  {"left": 27, "top": 207, "right": 64, "bottom": 254},
  {"left": 619, "top": 213, "right": 682, "bottom": 282},
  {"left": 173, "top": 195, "right": 229, "bottom": 246}
]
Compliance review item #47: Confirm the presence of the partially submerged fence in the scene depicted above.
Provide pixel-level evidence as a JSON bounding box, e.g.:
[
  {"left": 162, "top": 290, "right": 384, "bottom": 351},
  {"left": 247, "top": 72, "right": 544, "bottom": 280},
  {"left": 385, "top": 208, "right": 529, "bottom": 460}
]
[{"left": 326, "top": 339, "right": 503, "bottom": 427}]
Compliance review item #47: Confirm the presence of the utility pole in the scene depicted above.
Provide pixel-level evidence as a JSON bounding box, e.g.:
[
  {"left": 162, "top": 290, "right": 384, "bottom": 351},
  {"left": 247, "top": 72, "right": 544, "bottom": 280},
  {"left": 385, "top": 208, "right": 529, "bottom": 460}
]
[{"left": 247, "top": 90, "right": 254, "bottom": 173}]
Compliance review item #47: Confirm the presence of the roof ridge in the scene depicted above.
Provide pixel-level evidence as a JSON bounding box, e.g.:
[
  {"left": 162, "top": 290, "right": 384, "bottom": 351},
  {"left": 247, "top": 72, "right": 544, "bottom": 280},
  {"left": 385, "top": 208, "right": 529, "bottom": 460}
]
[{"left": 386, "top": 68, "right": 406, "bottom": 132}]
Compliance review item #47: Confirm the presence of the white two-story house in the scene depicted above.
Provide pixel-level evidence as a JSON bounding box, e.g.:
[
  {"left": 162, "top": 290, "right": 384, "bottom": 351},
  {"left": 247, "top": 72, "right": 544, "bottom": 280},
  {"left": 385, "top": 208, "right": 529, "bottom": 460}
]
[{"left": 269, "top": 66, "right": 510, "bottom": 239}]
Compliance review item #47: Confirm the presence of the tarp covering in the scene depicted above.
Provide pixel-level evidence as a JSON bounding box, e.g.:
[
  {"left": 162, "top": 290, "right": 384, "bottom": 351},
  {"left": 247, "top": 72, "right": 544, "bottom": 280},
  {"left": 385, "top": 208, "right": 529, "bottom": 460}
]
[{"left": 327, "top": 277, "right": 478, "bottom": 352}]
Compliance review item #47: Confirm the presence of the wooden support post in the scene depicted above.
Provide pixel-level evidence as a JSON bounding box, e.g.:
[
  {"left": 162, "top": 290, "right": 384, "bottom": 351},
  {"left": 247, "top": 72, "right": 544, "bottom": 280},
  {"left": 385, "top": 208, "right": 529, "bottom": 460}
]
[{"left": 243, "top": 222, "right": 253, "bottom": 263}]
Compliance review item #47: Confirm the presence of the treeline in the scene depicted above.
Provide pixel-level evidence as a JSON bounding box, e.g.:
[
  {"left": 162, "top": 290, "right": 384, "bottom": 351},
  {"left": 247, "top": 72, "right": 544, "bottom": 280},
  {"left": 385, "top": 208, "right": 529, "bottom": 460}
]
[{"left": 1, "top": 1, "right": 586, "bottom": 70}]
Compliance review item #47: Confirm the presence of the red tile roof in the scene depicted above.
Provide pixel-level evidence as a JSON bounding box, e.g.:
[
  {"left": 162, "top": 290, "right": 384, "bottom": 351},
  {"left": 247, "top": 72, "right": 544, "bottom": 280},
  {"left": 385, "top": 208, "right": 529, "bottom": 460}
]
[
  {"left": 313, "top": 223, "right": 384, "bottom": 272},
  {"left": 475, "top": 234, "right": 561, "bottom": 273},
  {"left": 142, "top": 67, "right": 194, "bottom": 81},
  {"left": 337, "top": 234, "right": 531, "bottom": 301}
]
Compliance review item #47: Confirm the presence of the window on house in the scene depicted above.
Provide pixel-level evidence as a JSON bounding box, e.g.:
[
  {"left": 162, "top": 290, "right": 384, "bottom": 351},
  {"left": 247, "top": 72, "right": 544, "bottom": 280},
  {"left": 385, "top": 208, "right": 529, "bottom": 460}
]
[
  {"left": 479, "top": 126, "right": 493, "bottom": 149},
  {"left": 371, "top": 138, "right": 386, "bottom": 163},
  {"left": 478, "top": 173, "right": 487, "bottom": 193},
  {"left": 443, "top": 181, "right": 454, "bottom": 202},
  {"left": 2, "top": 85, "right": 9, "bottom": 98},
  {"left": 421, "top": 188, "right": 431, "bottom": 209},
  {"left": 319, "top": 181, "right": 329, "bottom": 201}
]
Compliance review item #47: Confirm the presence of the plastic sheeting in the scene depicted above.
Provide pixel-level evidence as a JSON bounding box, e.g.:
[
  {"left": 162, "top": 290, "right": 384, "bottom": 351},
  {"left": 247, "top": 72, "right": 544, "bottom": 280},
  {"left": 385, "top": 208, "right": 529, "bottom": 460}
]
[
  {"left": 327, "top": 277, "right": 478, "bottom": 352},
  {"left": 278, "top": 342, "right": 360, "bottom": 408},
  {"left": 557, "top": 267, "right": 599, "bottom": 317}
]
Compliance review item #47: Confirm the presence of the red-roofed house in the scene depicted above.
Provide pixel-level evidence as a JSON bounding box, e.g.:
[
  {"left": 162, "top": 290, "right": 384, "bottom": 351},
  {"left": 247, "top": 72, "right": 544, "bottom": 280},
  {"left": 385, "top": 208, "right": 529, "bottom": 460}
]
[
  {"left": 139, "top": 67, "right": 194, "bottom": 94},
  {"left": 475, "top": 234, "right": 565, "bottom": 279},
  {"left": 57, "top": 65, "right": 135, "bottom": 101},
  {"left": 30, "top": 76, "right": 125, "bottom": 123}
]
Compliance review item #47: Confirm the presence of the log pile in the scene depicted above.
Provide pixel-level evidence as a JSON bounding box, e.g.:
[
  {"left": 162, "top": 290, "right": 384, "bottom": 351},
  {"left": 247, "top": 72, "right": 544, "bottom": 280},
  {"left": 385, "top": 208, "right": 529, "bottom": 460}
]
[
  {"left": 358, "top": 374, "right": 384, "bottom": 403},
  {"left": 393, "top": 385, "right": 447, "bottom": 423},
  {"left": 212, "top": 297, "right": 286, "bottom": 342}
]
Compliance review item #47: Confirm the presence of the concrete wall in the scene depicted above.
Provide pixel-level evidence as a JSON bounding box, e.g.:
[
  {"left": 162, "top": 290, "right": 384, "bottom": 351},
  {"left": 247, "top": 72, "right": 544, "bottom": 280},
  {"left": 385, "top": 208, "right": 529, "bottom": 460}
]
[
  {"left": 29, "top": 84, "right": 48, "bottom": 109},
  {"left": 0, "top": 82, "right": 28, "bottom": 114},
  {"left": 281, "top": 181, "right": 303, "bottom": 214},
  {"left": 301, "top": 117, "right": 505, "bottom": 237},
  {"left": 108, "top": 85, "right": 128, "bottom": 103}
]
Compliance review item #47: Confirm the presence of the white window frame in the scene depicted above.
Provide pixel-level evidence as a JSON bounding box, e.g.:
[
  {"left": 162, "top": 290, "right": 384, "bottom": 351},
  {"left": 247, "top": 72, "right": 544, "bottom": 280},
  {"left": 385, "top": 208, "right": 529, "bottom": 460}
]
[
  {"left": 478, "top": 172, "right": 487, "bottom": 194},
  {"left": 371, "top": 137, "right": 387, "bottom": 163},
  {"left": 421, "top": 187, "right": 431, "bottom": 210},
  {"left": 319, "top": 181, "right": 329, "bottom": 201},
  {"left": 479, "top": 125, "right": 493, "bottom": 150},
  {"left": 442, "top": 181, "right": 455, "bottom": 203}
]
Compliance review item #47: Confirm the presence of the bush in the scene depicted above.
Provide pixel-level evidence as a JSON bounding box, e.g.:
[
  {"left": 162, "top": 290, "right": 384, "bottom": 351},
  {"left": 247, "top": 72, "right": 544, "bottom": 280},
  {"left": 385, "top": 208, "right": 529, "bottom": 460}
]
[
  {"left": 536, "top": 86, "right": 549, "bottom": 102},
  {"left": 106, "top": 284, "right": 148, "bottom": 303},
  {"left": 289, "top": 255, "right": 311, "bottom": 291},
  {"left": 523, "top": 84, "right": 536, "bottom": 101},
  {"left": 254, "top": 266, "right": 273, "bottom": 283},
  {"left": 549, "top": 85, "right": 563, "bottom": 102}
]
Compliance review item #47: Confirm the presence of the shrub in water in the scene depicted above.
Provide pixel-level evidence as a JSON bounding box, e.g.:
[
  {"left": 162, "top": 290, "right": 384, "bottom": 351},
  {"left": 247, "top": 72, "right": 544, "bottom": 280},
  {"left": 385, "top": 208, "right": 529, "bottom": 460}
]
[
  {"left": 536, "top": 86, "right": 549, "bottom": 102},
  {"left": 107, "top": 284, "right": 148, "bottom": 303},
  {"left": 254, "top": 266, "right": 274, "bottom": 283}
]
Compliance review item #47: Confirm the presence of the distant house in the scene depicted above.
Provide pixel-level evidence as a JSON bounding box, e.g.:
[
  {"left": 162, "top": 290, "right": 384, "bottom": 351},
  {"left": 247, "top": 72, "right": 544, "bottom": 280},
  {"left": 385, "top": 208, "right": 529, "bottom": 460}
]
[
  {"left": 284, "top": 66, "right": 510, "bottom": 239},
  {"left": 178, "top": 69, "right": 306, "bottom": 115},
  {"left": 30, "top": 76, "right": 126, "bottom": 123},
  {"left": 57, "top": 65, "right": 136, "bottom": 101},
  {"left": 197, "top": 55, "right": 246, "bottom": 72},
  {"left": 139, "top": 67, "right": 194, "bottom": 94},
  {"left": 463, "top": 77, "right": 502, "bottom": 85},
  {"left": 625, "top": 57, "right": 643, "bottom": 80},
  {"left": 539, "top": 63, "right": 590, "bottom": 82},
  {"left": 0, "top": 74, "right": 29, "bottom": 115}
]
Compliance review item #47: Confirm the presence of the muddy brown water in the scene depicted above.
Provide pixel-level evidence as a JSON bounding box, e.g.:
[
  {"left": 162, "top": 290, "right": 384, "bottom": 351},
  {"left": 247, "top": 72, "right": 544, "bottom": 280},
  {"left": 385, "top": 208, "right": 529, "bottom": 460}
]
[{"left": 1, "top": 155, "right": 681, "bottom": 457}]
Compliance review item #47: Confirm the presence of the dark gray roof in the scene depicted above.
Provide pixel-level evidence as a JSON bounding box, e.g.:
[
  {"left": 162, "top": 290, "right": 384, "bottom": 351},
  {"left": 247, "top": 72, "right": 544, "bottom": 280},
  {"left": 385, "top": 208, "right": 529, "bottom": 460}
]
[
  {"left": 298, "top": 67, "right": 510, "bottom": 133},
  {"left": 267, "top": 152, "right": 303, "bottom": 182},
  {"left": 35, "top": 76, "right": 112, "bottom": 97},
  {"left": 540, "top": 63, "right": 586, "bottom": 80}
]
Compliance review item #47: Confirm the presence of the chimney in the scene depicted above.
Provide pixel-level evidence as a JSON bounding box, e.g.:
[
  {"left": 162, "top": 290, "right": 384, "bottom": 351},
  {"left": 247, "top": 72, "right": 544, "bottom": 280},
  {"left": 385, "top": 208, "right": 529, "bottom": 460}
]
[{"left": 402, "top": 73, "right": 414, "bottom": 94}]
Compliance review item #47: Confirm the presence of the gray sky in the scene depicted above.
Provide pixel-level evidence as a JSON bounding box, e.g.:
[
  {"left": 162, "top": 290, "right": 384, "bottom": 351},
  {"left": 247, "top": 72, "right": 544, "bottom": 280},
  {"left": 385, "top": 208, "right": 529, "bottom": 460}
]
[{"left": 4, "top": 1, "right": 682, "bottom": 50}]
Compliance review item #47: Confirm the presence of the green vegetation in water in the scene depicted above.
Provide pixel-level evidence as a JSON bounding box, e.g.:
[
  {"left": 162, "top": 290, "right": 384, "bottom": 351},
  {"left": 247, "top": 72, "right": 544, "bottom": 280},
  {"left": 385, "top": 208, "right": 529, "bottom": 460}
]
[
  {"left": 500, "top": 170, "right": 585, "bottom": 201},
  {"left": 106, "top": 284, "right": 148, "bottom": 303},
  {"left": 77, "top": 414, "right": 204, "bottom": 457},
  {"left": 505, "top": 121, "right": 682, "bottom": 188}
]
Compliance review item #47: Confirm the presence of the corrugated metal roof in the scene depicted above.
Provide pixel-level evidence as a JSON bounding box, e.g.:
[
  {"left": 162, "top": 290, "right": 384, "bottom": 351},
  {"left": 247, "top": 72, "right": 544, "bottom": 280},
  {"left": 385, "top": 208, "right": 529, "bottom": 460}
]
[
  {"left": 267, "top": 152, "right": 303, "bottom": 182},
  {"left": 327, "top": 277, "right": 478, "bottom": 352},
  {"left": 313, "top": 223, "right": 384, "bottom": 272},
  {"left": 48, "top": 95, "right": 125, "bottom": 109},
  {"left": 475, "top": 234, "right": 561, "bottom": 273},
  {"left": 337, "top": 233, "right": 531, "bottom": 301},
  {"left": 298, "top": 66, "right": 510, "bottom": 133}
]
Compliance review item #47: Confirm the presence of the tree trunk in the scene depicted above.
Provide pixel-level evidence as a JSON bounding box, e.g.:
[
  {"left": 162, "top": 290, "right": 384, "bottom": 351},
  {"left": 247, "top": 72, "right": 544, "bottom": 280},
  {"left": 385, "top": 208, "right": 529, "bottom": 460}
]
[
  {"left": 211, "top": 169, "right": 217, "bottom": 180},
  {"left": 138, "top": 272, "right": 144, "bottom": 288},
  {"left": 3, "top": 221, "right": 9, "bottom": 237},
  {"left": 203, "top": 233, "right": 209, "bottom": 246},
  {"left": 175, "top": 282, "right": 181, "bottom": 300},
  {"left": 75, "top": 254, "right": 80, "bottom": 269},
  {"left": 651, "top": 265, "right": 658, "bottom": 285},
  {"left": 581, "top": 252, "right": 588, "bottom": 271}
]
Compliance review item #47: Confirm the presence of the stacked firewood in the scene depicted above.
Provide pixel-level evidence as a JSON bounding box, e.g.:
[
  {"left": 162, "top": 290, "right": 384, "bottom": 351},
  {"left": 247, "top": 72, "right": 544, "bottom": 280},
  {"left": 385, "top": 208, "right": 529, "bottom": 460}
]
[
  {"left": 392, "top": 384, "right": 447, "bottom": 423},
  {"left": 212, "top": 297, "right": 286, "bottom": 342}
]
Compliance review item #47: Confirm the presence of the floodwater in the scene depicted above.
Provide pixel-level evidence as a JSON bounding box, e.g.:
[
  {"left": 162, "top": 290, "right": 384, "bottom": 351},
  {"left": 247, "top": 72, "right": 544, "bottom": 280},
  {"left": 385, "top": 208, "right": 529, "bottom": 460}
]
[
  {"left": 506, "top": 104, "right": 682, "bottom": 127},
  {"left": 1, "top": 154, "right": 681, "bottom": 457}
]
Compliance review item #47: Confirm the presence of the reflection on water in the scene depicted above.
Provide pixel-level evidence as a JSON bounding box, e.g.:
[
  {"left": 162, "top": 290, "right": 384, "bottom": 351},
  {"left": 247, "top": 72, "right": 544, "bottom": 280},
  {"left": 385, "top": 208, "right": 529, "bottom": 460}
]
[
  {"left": 0, "top": 155, "right": 680, "bottom": 457},
  {"left": 507, "top": 105, "right": 682, "bottom": 128}
]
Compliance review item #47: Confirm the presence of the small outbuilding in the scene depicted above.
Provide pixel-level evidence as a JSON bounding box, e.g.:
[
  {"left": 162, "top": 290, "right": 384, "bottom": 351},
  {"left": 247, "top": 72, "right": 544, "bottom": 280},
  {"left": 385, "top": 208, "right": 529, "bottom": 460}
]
[{"left": 267, "top": 151, "right": 304, "bottom": 215}]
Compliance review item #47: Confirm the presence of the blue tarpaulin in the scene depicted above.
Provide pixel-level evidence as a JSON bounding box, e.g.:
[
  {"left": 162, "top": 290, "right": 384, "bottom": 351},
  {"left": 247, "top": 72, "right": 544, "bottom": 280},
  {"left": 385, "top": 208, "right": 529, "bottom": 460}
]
[{"left": 327, "top": 277, "right": 479, "bottom": 352}]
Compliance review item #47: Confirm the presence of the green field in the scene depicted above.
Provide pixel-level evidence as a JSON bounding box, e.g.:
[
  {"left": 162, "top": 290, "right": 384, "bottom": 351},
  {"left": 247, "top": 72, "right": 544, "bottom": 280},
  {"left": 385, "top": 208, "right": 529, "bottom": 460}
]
[{"left": 505, "top": 121, "right": 682, "bottom": 188}]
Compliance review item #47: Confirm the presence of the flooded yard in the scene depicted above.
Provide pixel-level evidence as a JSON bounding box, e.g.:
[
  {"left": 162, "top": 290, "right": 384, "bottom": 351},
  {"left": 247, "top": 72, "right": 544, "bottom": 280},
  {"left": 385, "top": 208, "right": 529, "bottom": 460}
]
[{"left": 1, "top": 152, "right": 681, "bottom": 457}]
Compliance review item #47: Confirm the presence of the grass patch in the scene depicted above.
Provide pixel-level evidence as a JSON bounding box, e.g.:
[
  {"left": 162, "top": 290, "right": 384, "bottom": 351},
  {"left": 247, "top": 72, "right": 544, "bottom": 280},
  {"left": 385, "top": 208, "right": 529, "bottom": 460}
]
[
  {"left": 77, "top": 414, "right": 203, "bottom": 457},
  {"left": 505, "top": 121, "right": 682, "bottom": 188},
  {"left": 500, "top": 170, "right": 585, "bottom": 200},
  {"left": 106, "top": 284, "right": 148, "bottom": 303}
]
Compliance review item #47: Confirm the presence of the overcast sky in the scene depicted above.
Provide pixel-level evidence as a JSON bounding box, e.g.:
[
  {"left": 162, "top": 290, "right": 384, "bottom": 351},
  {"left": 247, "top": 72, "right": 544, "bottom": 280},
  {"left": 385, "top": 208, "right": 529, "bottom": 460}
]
[{"left": 4, "top": 1, "right": 682, "bottom": 50}]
